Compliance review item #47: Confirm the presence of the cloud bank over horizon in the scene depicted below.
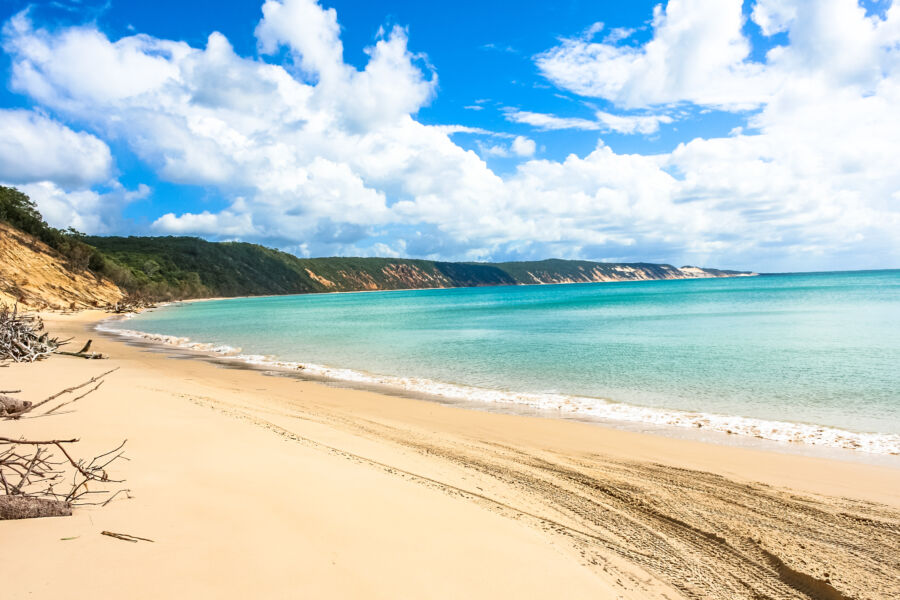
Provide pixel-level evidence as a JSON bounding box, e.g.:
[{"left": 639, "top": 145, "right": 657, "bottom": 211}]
[{"left": 1, "top": 0, "right": 898, "bottom": 272}]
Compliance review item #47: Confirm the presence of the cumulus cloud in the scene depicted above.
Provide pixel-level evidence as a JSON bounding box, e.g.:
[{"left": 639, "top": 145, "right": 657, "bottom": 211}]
[
  {"left": 535, "top": 0, "right": 900, "bottom": 110},
  {"left": 0, "top": 109, "right": 112, "bottom": 186},
  {"left": 2, "top": 0, "right": 899, "bottom": 271},
  {"left": 11, "top": 181, "right": 149, "bottom": 234},
  {"left": 478, "top": 135, "right": 536, "bottom": 158},
  {"left": 535, "top": 0, "right": 776, "bottom": 109},
  {"left": 510, "top": 136, "right": 536, "bottom": 157}
]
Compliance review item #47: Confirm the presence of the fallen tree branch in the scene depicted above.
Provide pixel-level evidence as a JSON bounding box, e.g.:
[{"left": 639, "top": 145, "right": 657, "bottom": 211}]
[
  {"left": 44, "top": 382, "right": 104, "bottom": 415},
  {"left": 0, "top": 436, "right": 79, "bottom": 445},
  {"left": 0, "top": 495, "right": 71, "bottom": 520},
  {"left": 55, "top": 350, "right": 108, "bottom": 360},
  {"left": 0, "top": 436, "right": 128, "bottom": 512},
  {"left": 2, "top": 368, "right": 118, "bottom": 419}
]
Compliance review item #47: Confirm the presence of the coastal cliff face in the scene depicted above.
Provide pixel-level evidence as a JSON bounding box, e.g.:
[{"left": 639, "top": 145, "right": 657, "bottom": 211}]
[
  {"left": 0, "top": 222, "right": 123, "bottom": 310},
  {"left": 0, "top": 222, "right": 752, "bottom": 306},
  {"left": 304, "top": 260, "right": 748, "bottom": 290},
  {"left": 80, "top": 235, "right": 754, "bottom": 301}
]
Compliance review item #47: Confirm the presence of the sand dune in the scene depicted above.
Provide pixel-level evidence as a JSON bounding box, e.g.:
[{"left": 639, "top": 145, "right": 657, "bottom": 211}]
[
  {"left": 0, "top": 223, "right": 122, "bottom": 310},
  {"left": 2, "top": 311, "right": 898, "bottom": 599}
]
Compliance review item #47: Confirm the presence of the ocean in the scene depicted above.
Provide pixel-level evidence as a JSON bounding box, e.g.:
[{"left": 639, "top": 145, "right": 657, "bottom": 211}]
[{"left": 101, "top": 270, "right": 900, "bottom": 455}]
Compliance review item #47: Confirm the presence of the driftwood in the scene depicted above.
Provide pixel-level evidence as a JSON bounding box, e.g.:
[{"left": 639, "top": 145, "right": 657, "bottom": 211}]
[
  {"left": 0, "top": 395, "right": 32, "bottom": 415},
  {"left": 1, "top": 368, "right": 117, "bottom": 419},
  {"left": 0, "top": 371, "right": 128, "bottom": 519},
  {"left": 0, "top": 495, "right": 72, "bottom": 519},
  {"left": 58, "top": 339, "right": 107, "bottom": 359},
  {"left": 0, "top": 304, "right": 64, "bottom": 363},
  {"left": 57, "top": 340, "right": 106, "bottom": 358},
  {"left": 57, "top": 343, "right": 108, "bottom": 361},
  {"left": 0, "top": 436, "right": 128, "bottom": 516},
  {"left": 106, "top": 296, "right": 156, "bottom": 314}
]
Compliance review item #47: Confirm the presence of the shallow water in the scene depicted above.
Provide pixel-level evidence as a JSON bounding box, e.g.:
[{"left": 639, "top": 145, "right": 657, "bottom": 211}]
[{"left": 104, "top": 270, "right": 900, "bottom": 454}]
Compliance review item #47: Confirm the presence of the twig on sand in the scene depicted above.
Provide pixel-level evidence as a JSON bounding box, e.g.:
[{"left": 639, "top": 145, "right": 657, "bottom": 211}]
[{"left": 101, "top": 530, "right": 154, "bottom": 543}]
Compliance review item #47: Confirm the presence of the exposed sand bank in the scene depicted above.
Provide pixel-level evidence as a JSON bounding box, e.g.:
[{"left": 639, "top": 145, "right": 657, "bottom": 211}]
[{"left": 2, "top": 311, "right": 899, "bottom": 599}]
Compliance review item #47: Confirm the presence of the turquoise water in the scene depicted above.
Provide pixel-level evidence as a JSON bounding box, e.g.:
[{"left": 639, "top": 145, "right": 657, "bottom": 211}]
[{"left": 104, "top": 271, "right": 900, "bottom": 454}]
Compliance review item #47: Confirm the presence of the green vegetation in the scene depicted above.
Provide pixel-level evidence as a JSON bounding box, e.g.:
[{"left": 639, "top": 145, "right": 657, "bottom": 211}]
[
  {"left": 84, "top": 236, "right": 519, "bottom": 298},
  {"left": 1, "top": 185, "right": 748, "bottom": 302}
]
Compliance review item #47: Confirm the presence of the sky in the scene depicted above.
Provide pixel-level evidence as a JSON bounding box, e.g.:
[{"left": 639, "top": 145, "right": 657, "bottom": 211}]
[{"left": 0, "top": 0, "right": 898, "bottom": 272}]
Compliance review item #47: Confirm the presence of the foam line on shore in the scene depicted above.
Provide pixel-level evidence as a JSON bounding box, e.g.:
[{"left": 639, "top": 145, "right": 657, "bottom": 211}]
[{"left": 97, "top": 320, "right": 900, "bottom": 456}]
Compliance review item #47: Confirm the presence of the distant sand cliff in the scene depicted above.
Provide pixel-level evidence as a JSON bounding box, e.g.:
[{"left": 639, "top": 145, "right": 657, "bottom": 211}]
[{"left": 0, "top": 222, "right": 123, "bottom": 310}]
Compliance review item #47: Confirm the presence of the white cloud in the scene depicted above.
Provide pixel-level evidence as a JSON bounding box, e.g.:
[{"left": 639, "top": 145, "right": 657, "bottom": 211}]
[
  {"left": 535, "top": 0, "right": 900, "bottom": 111},
  {"left": 0, "top": 109, "right": 112, "bottom": 186},
  {"left": 603, "top": 27, "right": 634, "bottom": 44},
  {"left": 433, "top": 124, "right": 508, "bottom": 137},
  {"left": 504, "top": 109, "right": 601, "bottom": 131},
  {"left": 477, "top": 135, "right": 536, "bottom": 158},
  {"left": 153, "top": 203, "right": 256, "bottom": 237},
  {"left": 511, "top": 136, "right": 536, "bottom": 157},
  {"left": 11, "top": 181, "right": 149, "bottom": 234},
  {"left": 583, "top": 22, "right": 604, "bottom": 39},
  {"left": 2, "top": 0, "right": 899, "bottom": 271},
  {"left": 594, "top": 111, "right": 672, "bottom": 134},
  {"left": 255, "top": 0, "right": 344, "bottom": 84},
  {"left": 506, "top": 108, "right": 672, "bottom": 135},
  {"left": 535, "top": 0, "right": 774, "bottom": 109}
]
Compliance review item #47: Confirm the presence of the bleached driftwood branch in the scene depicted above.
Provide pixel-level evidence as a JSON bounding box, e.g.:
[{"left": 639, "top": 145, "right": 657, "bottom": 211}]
[
  {"left": 0, "top": 304, "right": 64, "bottom": 363},
  {"left": 0, "top": 368, "right": 118, "bottom": 419}
]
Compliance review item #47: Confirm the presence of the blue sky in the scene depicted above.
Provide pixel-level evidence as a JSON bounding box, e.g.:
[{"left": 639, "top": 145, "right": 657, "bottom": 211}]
[{"left": 1, "top": 0, "right": 898, "bottom": 271}]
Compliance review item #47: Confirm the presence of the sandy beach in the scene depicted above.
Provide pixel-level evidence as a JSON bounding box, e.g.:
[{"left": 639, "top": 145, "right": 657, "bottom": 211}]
[{"left": 3, "top": 311, "right": 899, "bottom": 599}]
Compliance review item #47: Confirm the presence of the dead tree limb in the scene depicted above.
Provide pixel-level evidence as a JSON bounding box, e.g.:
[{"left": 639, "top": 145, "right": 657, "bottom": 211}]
[
  {"left": 55, "top": 350, "right": 108, "bottom": 360},
  {"left": 0, "top": 496, "right": 71, "bottom": 519},
  {"left": 0, "top": 436, "right": 128, "bottom": 513},
  {"left": 2, "top": 368, "right": 118, "bottom": 419}
]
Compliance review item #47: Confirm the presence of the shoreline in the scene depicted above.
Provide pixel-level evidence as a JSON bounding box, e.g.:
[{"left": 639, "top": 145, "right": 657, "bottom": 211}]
[
  {"left": 4, "top": 310, "right": 899, "bottom": 598},
  {"left": 99, "top": 305, "right": 900, "bottom": 463}
]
